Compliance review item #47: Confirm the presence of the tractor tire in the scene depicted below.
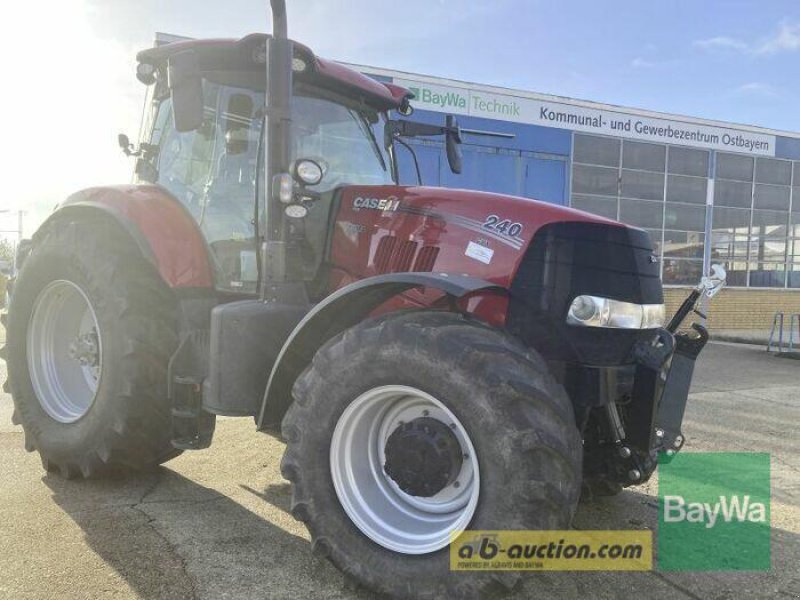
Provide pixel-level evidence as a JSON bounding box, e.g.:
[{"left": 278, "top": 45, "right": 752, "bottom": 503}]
[
  {"left": 281, "top": 310, "right": 582, "bottom": 599},
  {"left": 582, "top": 479, "right": 623, "bottom": 500},
  {"left": 2, "top": 217, "right": 181, "bottom": 478}
]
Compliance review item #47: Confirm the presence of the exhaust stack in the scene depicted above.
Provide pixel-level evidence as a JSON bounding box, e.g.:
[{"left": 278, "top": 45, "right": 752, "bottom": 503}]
[
  {"left": 261, "top": 0, "right": 293, "bottom": 292},
  {"left": 271, "top": 0, "right": 287, "bottom": 40}
]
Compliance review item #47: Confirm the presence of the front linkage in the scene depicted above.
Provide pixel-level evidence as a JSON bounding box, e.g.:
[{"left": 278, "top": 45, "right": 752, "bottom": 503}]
[{"left": 591, "top": 266, "right": 726, "bottom": 488}]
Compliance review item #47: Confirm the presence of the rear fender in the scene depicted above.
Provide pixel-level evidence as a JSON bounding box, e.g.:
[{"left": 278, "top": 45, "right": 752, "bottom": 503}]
[
  {"left": 37, "top": 185, "right": 213, "bottom": 289},
  {"left": 256, "top": 272, "right": 505, "bottom": 431}
]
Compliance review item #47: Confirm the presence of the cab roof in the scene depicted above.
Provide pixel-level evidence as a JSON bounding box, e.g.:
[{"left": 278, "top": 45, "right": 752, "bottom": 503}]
[{"left": 137, "top": 33, "right": 411, "bottom": 112}]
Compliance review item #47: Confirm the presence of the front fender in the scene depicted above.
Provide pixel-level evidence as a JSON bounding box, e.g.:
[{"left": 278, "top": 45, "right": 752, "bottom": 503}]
[
  {"left": 256, "top": 272, "right": 505, "bottom": 431},
  {"left": 40, "top": 185, "right": 213, "bottom": 289}
]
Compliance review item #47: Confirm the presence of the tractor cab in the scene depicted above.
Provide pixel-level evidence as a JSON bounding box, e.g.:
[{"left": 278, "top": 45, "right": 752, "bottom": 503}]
[{"left": 129, "top": 35, "right": 402, "bottom": 293}]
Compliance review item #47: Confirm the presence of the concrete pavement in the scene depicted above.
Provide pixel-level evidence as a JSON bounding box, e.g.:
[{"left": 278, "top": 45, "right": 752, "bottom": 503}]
[{"left": 1, "top": 336, "right": 798, "bottom": 599}]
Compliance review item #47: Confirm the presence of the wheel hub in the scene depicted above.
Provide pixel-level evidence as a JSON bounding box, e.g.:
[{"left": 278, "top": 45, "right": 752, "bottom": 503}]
[
  {"left": 384, "top": 417, "right": 464, "bottom": 497},
  {"left": 68, "top": 331, "right": 99, "bottom": 367}
]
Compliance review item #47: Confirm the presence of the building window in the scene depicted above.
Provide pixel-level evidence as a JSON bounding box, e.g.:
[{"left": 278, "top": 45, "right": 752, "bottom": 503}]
[
  {"left": 712, "top": 153, "right": 793, "bottom": 288},
  {"left": 573, "top": 134, "right": 620, "bottom": 167},
  {"left": 621, "top": 169, "right": 664, "bottom": 201},
  {"left": 666, "top": 174, "right": 706, "bottom": 204},
  {"left": 620, "top": 199, "right": 664, "bottom": 229},
  {"left": 716, "top": 153, "right": 754, "bottom": 182},
  {"left": 570, "top": 135, "right": 800, "bottom": 288},
  {"left": 622, "top": 141, "right": 666, "bottom": 172},
  {"left": 572, "top": 164, "right": 618, "bottom": 197},
  {"left": 570, "top": 134, "right": 711, "bottom": 285},
  {"left": 668, "top": 146, "right": 709, "bottom": 177},
  {"left": 571, "top": 194, "right": 617, "bottom": 219}
]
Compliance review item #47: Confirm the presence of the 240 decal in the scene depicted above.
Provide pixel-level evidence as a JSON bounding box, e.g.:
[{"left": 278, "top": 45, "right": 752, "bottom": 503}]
[{"left": 482, "top": 215, "right": 524, "bottom": 239}]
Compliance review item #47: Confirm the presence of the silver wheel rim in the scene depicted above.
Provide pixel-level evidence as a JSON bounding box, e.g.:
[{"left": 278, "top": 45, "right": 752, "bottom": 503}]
[
  {"left": 27, "top": 280, "right": 102, "bottom": 423},
  {"left": 330, "top": 385, "right": 480, "bottom": 554}
]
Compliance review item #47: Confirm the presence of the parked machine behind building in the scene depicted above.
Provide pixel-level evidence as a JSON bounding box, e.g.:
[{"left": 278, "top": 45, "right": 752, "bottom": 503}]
[{"left": 1, "top": 2, "right": 725, "bottom": 597}]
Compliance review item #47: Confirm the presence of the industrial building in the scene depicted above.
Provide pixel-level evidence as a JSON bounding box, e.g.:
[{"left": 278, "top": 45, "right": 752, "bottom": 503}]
[{"left": 357, "top": 65, "right": 800, "bottom": 330}]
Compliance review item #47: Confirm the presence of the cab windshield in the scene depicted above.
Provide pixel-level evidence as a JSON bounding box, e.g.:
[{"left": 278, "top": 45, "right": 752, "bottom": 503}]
[{"left": 146, "top": 81, "right": 393, "bottom": 291}]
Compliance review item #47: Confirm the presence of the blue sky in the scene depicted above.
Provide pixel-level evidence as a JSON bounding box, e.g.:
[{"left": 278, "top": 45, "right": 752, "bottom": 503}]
[
  {"left": 87, "top": 0, "right": 800, "bottom": 130},
  {"left": 3, "top": 0, "right": 800, "bottom": 235}
]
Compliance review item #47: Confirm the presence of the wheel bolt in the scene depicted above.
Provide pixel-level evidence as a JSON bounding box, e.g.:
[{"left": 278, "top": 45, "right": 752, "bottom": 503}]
[
  {"left": 674, "top": 436, "right": 683, "bottom": 446},
  {"left": 618, "top": 446, "right": 631, "bottom": 458},
  {"left": 453, "top": 481, "right": 460, "bottom": 488},
  {"left": 655, "top": 429, "right": 664, "bottom": 438},
  {"left": 422, "top": 409, "right": 429, "bottom": 417},
  {"left": 628, "top": 469, "right": 641, "bottom": 481}
]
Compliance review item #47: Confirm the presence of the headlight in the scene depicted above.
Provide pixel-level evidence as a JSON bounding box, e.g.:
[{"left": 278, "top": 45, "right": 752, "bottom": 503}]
[{"left": 567, "top": 295, "right": 665, "bottom": 329}]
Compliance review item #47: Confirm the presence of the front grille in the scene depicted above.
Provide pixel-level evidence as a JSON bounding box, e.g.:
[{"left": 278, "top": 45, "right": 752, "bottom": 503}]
[
  {"left": 373, "top": 236, "right": 423, "bottom": 274},
  {"left": 392, "top": 240, "right": 418, "bottom": 272},
  {"left": 374, "top": 236, "right": 397, "bottom": 274},
  {"left": 413, "top": 246, "right": 440, "bottom": 272}
]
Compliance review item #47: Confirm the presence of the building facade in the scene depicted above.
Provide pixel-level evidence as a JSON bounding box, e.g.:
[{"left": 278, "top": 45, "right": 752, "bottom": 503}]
[{"left": 357, "top": 65, "right": 800, "bottom": 330}]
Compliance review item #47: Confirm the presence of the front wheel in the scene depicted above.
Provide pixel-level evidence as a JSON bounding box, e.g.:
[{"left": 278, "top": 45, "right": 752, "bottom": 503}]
[{"left": 281, "top": 310, "right": 582, "bottom": 598}]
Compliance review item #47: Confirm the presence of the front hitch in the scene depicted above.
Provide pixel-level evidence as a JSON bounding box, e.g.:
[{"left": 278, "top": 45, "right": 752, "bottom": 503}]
[{"left": 597, "top": 265, "right": 725, "bottom": 486}]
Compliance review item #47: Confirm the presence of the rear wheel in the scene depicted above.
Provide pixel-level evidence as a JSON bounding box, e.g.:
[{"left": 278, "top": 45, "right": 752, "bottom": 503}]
[
  {"left": 3, "top": 218, "right": 181, "bottom": 478},
  {"left": 281, "top": 310, "right": 582, "bottom": 598}
]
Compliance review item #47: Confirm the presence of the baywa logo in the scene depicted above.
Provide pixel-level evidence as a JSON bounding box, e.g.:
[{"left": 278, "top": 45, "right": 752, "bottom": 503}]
[
  {"left": 663, "top": 494, "right": 767, "bottom": 529},
  {"left": 407, "top": 85, "right": 467, "bottom": 110},
  {"left": 658, "top": 452, "right": 771, "bottom": 571}
]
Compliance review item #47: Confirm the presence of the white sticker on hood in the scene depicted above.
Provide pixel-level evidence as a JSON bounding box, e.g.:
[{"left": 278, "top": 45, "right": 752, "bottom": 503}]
[{"left": 465, "top": 241, "right": 494, "bottom": 265}]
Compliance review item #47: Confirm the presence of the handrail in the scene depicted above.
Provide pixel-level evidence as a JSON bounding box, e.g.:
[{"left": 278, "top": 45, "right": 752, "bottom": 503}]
[{"left": 767, "top": 311, "right": 784, "bottom": 352}]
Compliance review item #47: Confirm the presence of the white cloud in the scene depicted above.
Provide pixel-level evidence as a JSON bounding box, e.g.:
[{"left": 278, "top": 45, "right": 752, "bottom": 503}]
[
  {"left": 695, "top": 20, "right": 800, "bottom": 56},
  {"left": 735, "top": 82, "right": 779, "bottom": 97},
  {"left": 693, "top": 36, "right": 749, "bottom": 52},
  {"left": 631, "top": 57, "right": 655, "bottom": 68},
  {"left": 756, "top": 21, "right": 800, "bottom": 54}
]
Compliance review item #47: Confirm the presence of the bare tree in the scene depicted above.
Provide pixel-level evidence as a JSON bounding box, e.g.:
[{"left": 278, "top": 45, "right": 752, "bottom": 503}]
[{"left": 0, "top": 239, "right": 14, "bottom": 264}]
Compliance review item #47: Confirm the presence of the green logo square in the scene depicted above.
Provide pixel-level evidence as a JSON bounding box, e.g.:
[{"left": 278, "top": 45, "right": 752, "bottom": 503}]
[{"left": 658, "top": 452, "right": 770, "bottom": 571}]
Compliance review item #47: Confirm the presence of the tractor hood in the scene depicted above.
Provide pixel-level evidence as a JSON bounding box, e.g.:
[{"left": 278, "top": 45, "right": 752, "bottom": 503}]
[
  {"left": 329, "top": 184, "right": 642, "bottom": 291},
  {"left": 329, "top": 184, "right": 663, "bottom": 363}
]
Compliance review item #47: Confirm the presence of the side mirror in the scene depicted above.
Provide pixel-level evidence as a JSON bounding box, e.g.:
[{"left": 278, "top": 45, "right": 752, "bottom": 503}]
[
  {"left": 398, "top": 96, "right": 414, "bottom": 116},
  {"left": 118, "top": 133, "right": 133, "bottom": 156},
  {"left": 445, "top": 115, "right": 462, "bottom": 175},
  {"left": 168, "top": 50, "right": 204, "bottom": 133}
]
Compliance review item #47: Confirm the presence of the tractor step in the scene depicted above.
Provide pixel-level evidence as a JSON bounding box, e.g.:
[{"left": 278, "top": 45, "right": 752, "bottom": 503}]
[{"left": 171, "top": 376, "right": 216, "bottom": 450}]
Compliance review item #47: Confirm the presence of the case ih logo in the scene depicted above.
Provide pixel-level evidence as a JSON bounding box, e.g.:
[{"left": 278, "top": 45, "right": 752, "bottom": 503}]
[{"left": 353, "top": 196, "right": 400, "bottom": 212}]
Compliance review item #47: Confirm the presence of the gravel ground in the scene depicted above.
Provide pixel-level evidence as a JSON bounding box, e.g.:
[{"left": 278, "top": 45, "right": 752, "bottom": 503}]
[{"left": 0, "top": 326, "right": 798, "bottom": 599}]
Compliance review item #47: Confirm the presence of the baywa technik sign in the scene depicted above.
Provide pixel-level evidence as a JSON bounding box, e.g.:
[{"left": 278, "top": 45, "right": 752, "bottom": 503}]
[{"left": 396, "top": 78, "right": 776, "bottom": 156}]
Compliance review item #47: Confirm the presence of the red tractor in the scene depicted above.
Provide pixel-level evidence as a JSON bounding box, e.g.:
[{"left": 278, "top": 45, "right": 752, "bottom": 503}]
[{"left": 2, "top": 2, "right": 724, "bottom": 597}]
